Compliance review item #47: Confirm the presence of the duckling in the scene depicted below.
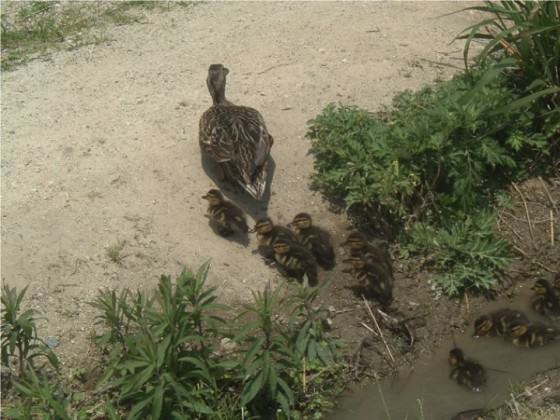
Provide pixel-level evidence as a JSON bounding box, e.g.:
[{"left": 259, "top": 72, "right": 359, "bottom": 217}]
[
  {"left": 473, "top": 309, "right": 529, "bottom": 338},
  {"left": 272, "top": 237, "right": 318, "bottom": 286},
  {"left": 252, "top": 217, "right": 299, "bottom": 260},
  {"left": 202, "top": 189, "right": 248, "bottom": 236},
  {"left": 199, "top": 64, "right": 274, "bottom": 201},
  {"left": 342, "top": 231, "right": 393, "bottom": 278},
  {"left": 508, "top": 321, "right": 560, "bottom": 348},
  {"left": 448, "top": 348, "right": 487, "bottom": 393},
  {"left": 288, "top": 213, "right": 335, "bottom": 269},
  {"left": 342, "top": 255, "right": 393, "bottom": 306},
  {"left": 531, "top": 279, "right": 560, "bottom": 321}
]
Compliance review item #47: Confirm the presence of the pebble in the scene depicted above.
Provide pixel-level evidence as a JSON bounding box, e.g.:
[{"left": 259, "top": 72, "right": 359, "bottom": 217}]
[{"left": 46, "top": 336, "right": 60, "bottom": 348}]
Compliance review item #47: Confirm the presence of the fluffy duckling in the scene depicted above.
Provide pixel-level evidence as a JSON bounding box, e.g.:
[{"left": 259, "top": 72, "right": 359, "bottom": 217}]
[
  {"left": 473, "top": 309, "right": 529, "bottom": 338},
  {"left": 531, "top": 279, "right": 560, "bottom": 321},
  {"left": 448, "top": 348, "right": 487, "bottom": 393},
  {"left": 202, "top": 189, "right": 248, "bottom": 236},
  {"left": 508, "top": 321, "right": 560, "bottom": 348},
  {"left": 272, "top": 237, "right": 318, "bottom": 286},
  {"left": 343, "top": 255, "right": 393, "bottom": 306},
  {"left": 288, "top": 213, "right": 335, "bottom": 269},
  {"left": 252, "top": 217, "right": 299, "bottom": 260},
  {"left": 342, "top": 231, "right": 393, "bottom": 277}
]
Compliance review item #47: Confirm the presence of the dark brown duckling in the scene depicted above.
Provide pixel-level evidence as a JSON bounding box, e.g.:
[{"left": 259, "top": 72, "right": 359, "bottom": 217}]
[
  {"left": 473, "top": 309, "right": 529, "bottom": 338},
  {"left": 508, "top": 321, "right": 560, "bottom": 348},
  {"left": 272, "top": 237, "right": 318, "bottom": 286},
  {"left": 531, "top": 279, "right": 560, "bottom": 321},
  {"left": 342, "top": 231, "right": 393, "bottom": 277},
  {"left": 288, "top": 213, "right": 335, "bottom": 270},
  {"left": 448, "top": 348, "right": 486, "bottom": 393},
  {"left": 342, "top": 255, "right": 393, "bottom": 306},
  {"left": 251, "top": 217, "right": 299, "bottom": 260},
  {"left": 202, "top": 189, "right": 248, "bottom": 236}
]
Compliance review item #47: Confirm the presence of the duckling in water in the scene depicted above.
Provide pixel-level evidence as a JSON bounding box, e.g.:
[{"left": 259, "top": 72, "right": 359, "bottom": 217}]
[
  {"left": 448, "top": 347, "right": 487, "bottom": 393},
  {"left": 342, "top": 231, "right": 393, "bottom": 277},
  {"left": 288, "top": 213, "right": 335, "bottom": 269},
  {"left": 531, "top": 279, "right": 560, "bottom": 321},
  {"left": 507, "top": 320, "right": 560, "bottom": 348},
  {"left": 272, "top": 237, "right": 318, "bottom": 286},
  {"left": 202, "top": 189, "right": 248, "bottom": 237},
  {"left": 473, "top": 309, "right": 529, "bottom": 338},
  {"left": 342, "top": 255, "right": 393, "bottom": 307},
  {"left": 252, "top": 217, "right": 299, "bottom": 260}
]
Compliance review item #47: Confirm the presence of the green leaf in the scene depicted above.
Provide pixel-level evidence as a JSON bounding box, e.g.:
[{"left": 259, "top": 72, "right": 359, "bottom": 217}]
[
  {"left": 241, "top": 370, "right": 265, "bottom": 406},
  {"left": 152, "top": 384, "right": 165, "bottom": 419}
]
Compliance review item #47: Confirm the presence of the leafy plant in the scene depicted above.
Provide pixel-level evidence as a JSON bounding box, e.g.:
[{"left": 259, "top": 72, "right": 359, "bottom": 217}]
[
  {"left": 1, "top": 284, "right": 58, "bottom": 376},
  {"left": 236, "top": 284, "right": 296, "bottom": 417},
  {"left": 94, "top": 264, "right": 234, "bottom": 419},
  {"left": 403, "top": 211, "right": 512, "bottom": 296},
  {"left": 459, "top": 1, "right": 560, "bottom": 91},
  {"left": 5, "top": 367, "right": 77, "bottom": 420}
]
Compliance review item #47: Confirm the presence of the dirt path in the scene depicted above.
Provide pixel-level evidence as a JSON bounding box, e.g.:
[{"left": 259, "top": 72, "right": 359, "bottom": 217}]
[{"left": 1, "top": 2, "right": 479, "bottom": 365}]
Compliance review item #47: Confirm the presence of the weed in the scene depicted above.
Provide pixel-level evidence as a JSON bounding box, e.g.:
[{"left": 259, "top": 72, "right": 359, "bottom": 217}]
[
  {"left": 1, "top": 284, "right": 58, "bottom": 376},
  {"left": 88, "top": 264, "right": 342, "bottom": 418},
  {"left": 106, "top": 240, "right": 127, "bottom": 264}
]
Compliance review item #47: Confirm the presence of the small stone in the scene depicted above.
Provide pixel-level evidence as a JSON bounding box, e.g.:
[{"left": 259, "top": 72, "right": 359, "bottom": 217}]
[
  {"left": 220, "top": 338, "right": 237, "bottom": 353},
  {"left": 328, "top": 305, "right": 336, "bottom": 315},
  {"left": 46, "top": 336, "right": 60, "bottom": 348}
]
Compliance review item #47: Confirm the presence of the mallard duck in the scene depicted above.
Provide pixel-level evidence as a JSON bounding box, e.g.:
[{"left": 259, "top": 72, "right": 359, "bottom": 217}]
[
  {"left": 531, "top": 279, "right": 560, "bottom": 321},
  {"left": 508, "top": 320, "right": 560, "bottom": 348},
  {"left": 448, "top": 348, "right": 486, "bottom": 393},
  {"left": 342, "top": 231, "right": 393, "bottom": 277},
  {"left": 202, "top": 189, "right": 248, "bottom": 236},
  {"left": 199, "top": 64, "right": 274, "bottom": 200},
  {"left": 251, "top": 217, "right": 299, "bottom": 260},
  {"left": 272, "top": 237, "right": 318, "bottom": 286},
  {"left": 288, "top": 213, "right": 335, "bottom": 269},
  {"left": 342, "top": 255, "right": 393, "bottom": 306},
  {"left": 473, "top": 309, "right": 529, "bottom": 338}
]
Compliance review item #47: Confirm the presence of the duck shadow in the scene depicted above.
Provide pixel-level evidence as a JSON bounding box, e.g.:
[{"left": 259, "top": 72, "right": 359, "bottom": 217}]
[
  {"left": 207, "top": 219, "right": 250, "bottom": 247},
  {"left": 200, "top": 153, "right": 275, "bottom": 222}
]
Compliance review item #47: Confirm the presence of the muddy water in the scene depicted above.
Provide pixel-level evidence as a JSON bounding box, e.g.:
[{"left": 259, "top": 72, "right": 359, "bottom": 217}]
[{"left": 330, "top": 287, "right": 560, "bottom": 420}]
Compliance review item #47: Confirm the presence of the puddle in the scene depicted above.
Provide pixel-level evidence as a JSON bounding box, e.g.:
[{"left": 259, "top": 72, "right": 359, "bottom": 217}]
[{"left": 330, "top": 286, "right": 560, "bottom": 420}]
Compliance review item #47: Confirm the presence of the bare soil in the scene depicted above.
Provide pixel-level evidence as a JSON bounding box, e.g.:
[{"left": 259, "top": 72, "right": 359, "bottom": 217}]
[{"left": 2, "top": 1, "right": 559, "bottom": 415}]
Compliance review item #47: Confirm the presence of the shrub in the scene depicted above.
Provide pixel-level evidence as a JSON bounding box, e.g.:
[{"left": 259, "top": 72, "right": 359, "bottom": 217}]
[
  {"left": 1, "top": 284, "right": 58, "bottom": 376},
  {"left": 89, "top": 264, "right": 342, "bottom": 419},
  {"left": 306, "top": 64, "right": 557, "bottom": 295}
]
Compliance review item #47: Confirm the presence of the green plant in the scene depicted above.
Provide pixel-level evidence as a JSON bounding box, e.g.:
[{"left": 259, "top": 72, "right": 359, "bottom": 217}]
[
  {"left": 402, "top": 211, "right": 512, "bottom": 296},
  {"left": 459, "top": 1, "right": 560, "bottom": 91},
  {"left": 236, "top": 284, "right": 296, "bottom": 417},
  {"left": 5, "top": 367, "right": 78, "bottom": 420},
  {"left": 306, "top": 63, "right": 559, "bottom": 295},
  {"left": 288, "top": 282, "right": 339, "bottom": 365},
  {"left": 93, "top": 264, "right": 236, "bottom": 419},
  {"left": 1, "top": 284, "right": 58, "bottom": 375},
  {"left": 106, "top": 240, "right": 127, "bottom": 264}
]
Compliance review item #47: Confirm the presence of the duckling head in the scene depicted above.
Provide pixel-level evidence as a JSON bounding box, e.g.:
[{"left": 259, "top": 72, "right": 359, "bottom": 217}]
[
  {"left": 252, "top": 217, "right": 274, "bottom": 234},
  {"left": 207, "top": 64, "right": 229, "bottom": 105},
  {"left": 473, "top": 315, "right": 493, "bottom": 338},
  {"left": 509, "top": 322, "right": 529, "bottom": 338},
  {"left": 342, "top": 232, "right": 367, "bottom": 250},
  {"left": 290, "top": 213, "right": 313, "bottom": 230},
  {"left": 532, "top": 279, "right": 553, "bottom": 295},
  {"left": 272, "top": 237, "right": 292, "bottom": 255},
  {"left": 448, "top": 348, "right": 465, "bottom": 367},
  {"left": 342, "top": 256, "right": 366, "bottom": 270},
  {"left": 202, "top": 189, "right": 224, "bottom": 206}
]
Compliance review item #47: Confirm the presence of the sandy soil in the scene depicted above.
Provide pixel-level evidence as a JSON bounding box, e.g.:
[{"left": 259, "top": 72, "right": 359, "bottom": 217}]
[{"left": 1, "top": 2, "right": 483, "bottom": 367}]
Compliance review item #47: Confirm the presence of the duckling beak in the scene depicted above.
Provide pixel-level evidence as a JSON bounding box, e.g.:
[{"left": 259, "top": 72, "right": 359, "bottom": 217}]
[{"left": 202, "top": 194, "right": 209, "bottom": 200}]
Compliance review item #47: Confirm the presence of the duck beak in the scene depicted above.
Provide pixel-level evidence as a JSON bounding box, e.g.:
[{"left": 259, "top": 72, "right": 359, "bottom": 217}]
[{"left": 202, "top": 195, "right": 208, "bottom": 199}]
